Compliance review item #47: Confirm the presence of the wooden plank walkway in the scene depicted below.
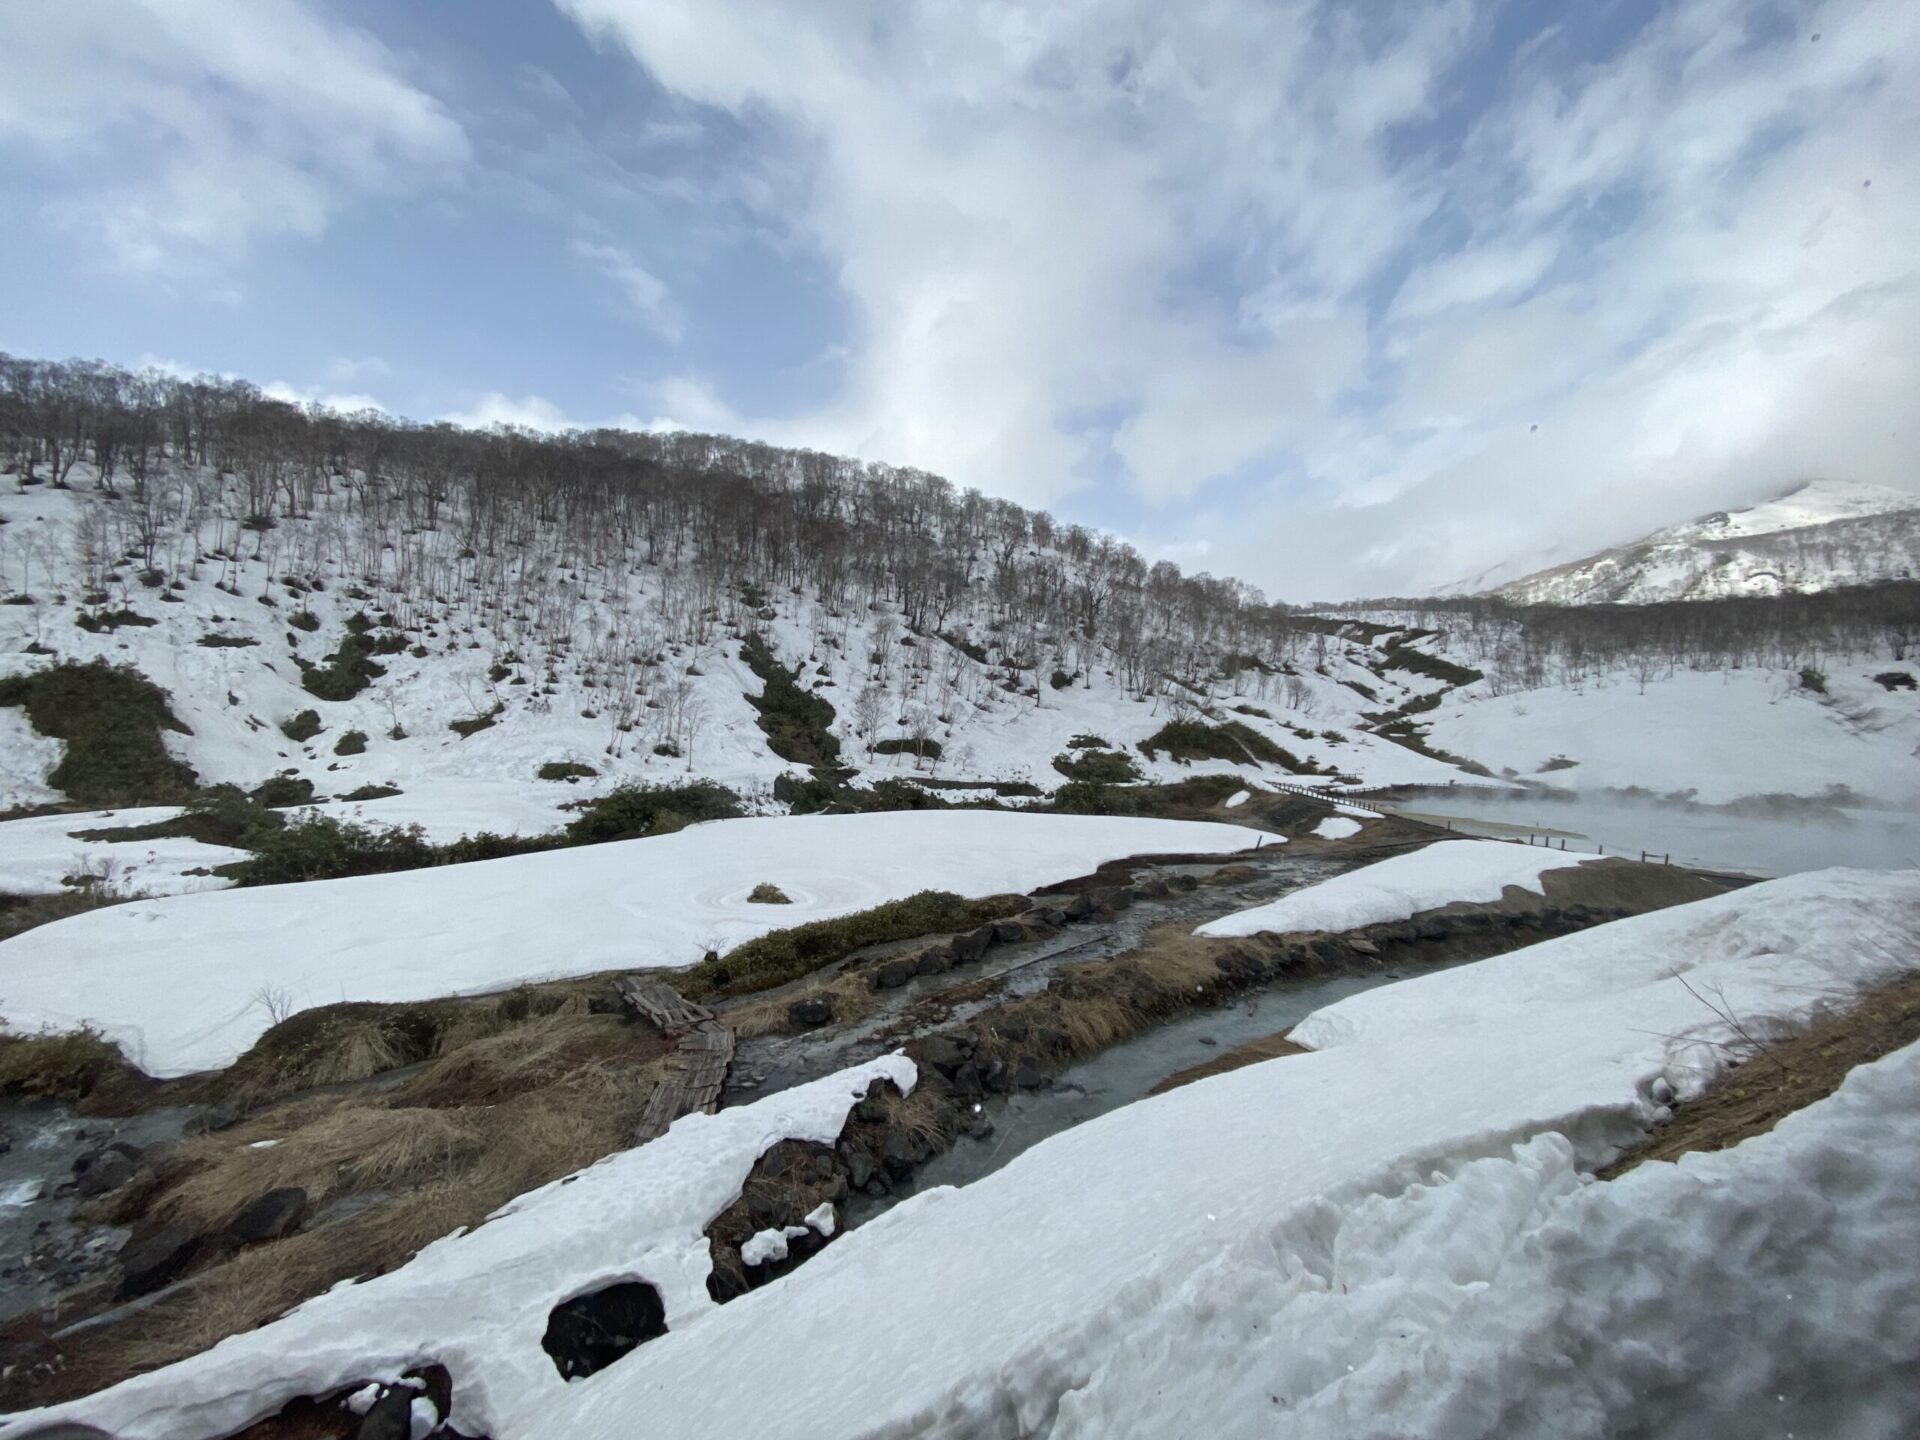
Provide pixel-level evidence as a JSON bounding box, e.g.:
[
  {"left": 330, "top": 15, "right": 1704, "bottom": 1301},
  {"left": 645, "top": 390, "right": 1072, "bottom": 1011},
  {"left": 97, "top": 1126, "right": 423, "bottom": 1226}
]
[{"left": 619, "top": 975, "right": 736, "bottom": 1143}]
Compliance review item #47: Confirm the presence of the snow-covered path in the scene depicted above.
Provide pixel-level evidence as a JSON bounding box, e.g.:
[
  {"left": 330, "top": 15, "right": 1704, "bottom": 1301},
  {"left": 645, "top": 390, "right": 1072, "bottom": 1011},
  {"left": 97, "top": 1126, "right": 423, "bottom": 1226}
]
[
  {"left": 0, "top": 811, "right": 1255, "bottom": 1077},
  {"left": 14, "top": 868, "right": 1914, "bottom": 1440}
]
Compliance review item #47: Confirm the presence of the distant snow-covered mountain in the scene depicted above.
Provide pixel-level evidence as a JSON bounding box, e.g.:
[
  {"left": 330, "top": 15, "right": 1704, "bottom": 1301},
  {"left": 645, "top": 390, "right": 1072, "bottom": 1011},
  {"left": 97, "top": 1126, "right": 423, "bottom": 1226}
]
[{"left": 1481, "top": 479, "right": 1920, "bottom": 605}]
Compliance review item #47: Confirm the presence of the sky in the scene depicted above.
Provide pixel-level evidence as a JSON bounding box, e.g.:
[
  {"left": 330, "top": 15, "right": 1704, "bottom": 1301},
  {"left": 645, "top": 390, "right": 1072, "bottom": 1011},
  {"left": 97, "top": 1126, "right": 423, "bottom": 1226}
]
[{"left": 0, "top": 0, "right": 1914, "bottom": 600}]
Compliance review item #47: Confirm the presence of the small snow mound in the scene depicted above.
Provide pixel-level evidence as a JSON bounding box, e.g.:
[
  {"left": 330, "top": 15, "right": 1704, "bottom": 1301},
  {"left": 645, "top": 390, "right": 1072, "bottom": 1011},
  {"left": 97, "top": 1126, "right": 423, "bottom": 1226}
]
[
  {"left": 1311, "top": 816, "right": 1362, "bottom": 840},
  {"left": 1225, "top": 790, "right": 1251, "bottom": 809}
]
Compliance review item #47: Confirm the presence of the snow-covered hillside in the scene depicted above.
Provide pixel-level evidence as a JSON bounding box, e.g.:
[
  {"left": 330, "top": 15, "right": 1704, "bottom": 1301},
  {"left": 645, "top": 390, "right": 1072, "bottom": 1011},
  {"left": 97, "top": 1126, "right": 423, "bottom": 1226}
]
[{"left": 1485, "top": 479, "right": 1920, "bottom": 605}]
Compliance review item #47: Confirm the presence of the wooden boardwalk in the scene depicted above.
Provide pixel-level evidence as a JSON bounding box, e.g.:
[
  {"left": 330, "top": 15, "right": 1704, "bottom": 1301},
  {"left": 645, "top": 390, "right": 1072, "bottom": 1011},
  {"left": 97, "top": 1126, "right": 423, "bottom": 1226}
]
[{"left": 618, "top": 976, "right": 737, "bottom": 1143}]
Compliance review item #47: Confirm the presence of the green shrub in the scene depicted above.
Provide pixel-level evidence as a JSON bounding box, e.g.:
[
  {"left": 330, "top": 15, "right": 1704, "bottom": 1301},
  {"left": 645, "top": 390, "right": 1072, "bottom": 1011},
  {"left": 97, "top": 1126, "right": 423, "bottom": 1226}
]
[
  {"left": 1379, "top": 644, "right": 1483, "bottom": 687},
  {"left": 1050, "top": 669, "right": 1074, "bottom": 689},
  {"left": 1051, "top": 749, "right": 1143, "bottom": 784},
  {"left": 1138, "top": 719, "right": 1319, "bottom": 771},
  {"left": 333, "top": 729, "right": 369, "bottom": 756},
  {"left": 340, "top": 783, "right": 403, "bottom": 801},
  {"left": 747, "top": 881, "right": 792, "bottom": 904},
  {"left": 0, "top": 660, "right": 197, "bottom": 805},
  {"left": 564, "top": 781, "right": 743, "bottom": 844},
  {"left": 289, "top": 610, "right": 321, "bottom": 633},
  {"left": 449, "top": 705, "right": 503, "bottom": 738},
  {"left": 251, "top": 775, "right": 316, "bottom": 808},
  {"left": 874, "top": 736, "right": 943, "bottom": 761},
  {"left": 682, "top": 890, "right": 1025, "bottom": 998},
  {"left": 1874, "top": 670, "right": 1916, "bottom": 691},
  {"left": 537, "top": 760, "right": 599, "bottom": 781},
  {"left": 301, "top": 626, "right": 387, "bottom": 701},
  {"left": 741, "top": 633, "right": 840, "bottom": 765},
  {"left": 1049, "top": 774, "right": 1243, "bottom": 817},
  {"left": 282, "top": 709, "right": 323, "bottom": 742},
  {"left": 773, "top": 772, "right": 839, "bottom": 813},
  {"left": 1798, "top": 666, "right": 1829, "bottom": 695},
  {"left": 198, "top": 633, "right": 258, "bottom": 648},
  {"left": 1066, "top": 733, "right": 1111, "bottom": 749}
]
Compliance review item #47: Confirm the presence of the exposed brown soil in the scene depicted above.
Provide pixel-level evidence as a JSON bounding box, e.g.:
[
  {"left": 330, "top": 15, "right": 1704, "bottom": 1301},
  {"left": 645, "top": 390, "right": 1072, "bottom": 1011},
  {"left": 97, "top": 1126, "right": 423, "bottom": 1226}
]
[
  {"left": 1148, "top": 1032, "right": 1307, "bottom": 1094},
  {"left": 1599, "top": 970, "right": 1920, "bottom": 1179}
]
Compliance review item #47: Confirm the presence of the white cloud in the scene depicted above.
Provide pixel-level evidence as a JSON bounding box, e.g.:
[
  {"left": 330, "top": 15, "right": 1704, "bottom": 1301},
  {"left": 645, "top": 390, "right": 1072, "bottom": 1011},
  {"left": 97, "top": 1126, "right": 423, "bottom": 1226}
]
[
  {"left": 556, "top": 0, "right": 1919, "bottom": 596},
  {"left": 570, "top": 240, "right": 684, "bottom": 340},
  {"left": 0, "top": 0, "right": 468, "bottom": 279},
  {"left": 262, "top": 382, "right": 389, "bottom": 416}
]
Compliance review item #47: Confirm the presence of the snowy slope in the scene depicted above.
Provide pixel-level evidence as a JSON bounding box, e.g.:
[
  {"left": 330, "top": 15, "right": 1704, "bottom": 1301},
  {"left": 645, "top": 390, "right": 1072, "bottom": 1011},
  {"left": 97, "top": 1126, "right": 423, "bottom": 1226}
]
[
  {"left": 1487, "top": 479, "right": 1920, "bottom": 605},
  {"left": 1422, "top": 662, "right": 1920, "bottom": 807},
  {"left": 17, "top": 868, "right": 1915, "bottom": 1439},
  {"left": 0, "top": 472, "right": 1478, "bottom": 828},
  {"left": 0, "top": 807, "right": 244, "bottom": 897},
  {"left": 1197, "top": 839, "right": 1597, "bottom": 936},
  {"left": 0, "top": 811, "right": 1255, "bottom": 1077}
]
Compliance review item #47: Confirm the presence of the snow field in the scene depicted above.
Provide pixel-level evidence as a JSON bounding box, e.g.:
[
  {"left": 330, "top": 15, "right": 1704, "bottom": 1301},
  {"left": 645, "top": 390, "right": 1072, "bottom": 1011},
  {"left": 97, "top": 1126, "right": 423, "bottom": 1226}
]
[
  {"left": 1197, "top": 838, "right": 1597, "bottom": 938},
  {"left": 1310, "top": 815, "right": 1362, "bottom": 840},
  {"left": 12, "top": 868, "right": 1918, "bottom": 1439},
  {"left": 0, "top": 811, "right": 1256, "bottom": 1076},
  {"left": 0, "top": 807, "right": 246, "bottom": 898}
]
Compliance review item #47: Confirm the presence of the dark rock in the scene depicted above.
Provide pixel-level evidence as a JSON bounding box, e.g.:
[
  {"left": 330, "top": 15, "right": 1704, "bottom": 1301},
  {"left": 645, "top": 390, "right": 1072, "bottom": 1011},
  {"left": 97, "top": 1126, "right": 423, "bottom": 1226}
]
[
  {"left": 184, "top": 1101, "right": 242, "bottom": 1136},
  {"left": 914, "top": 1034, "right": 971, "bottom": 1077},
  {"left": 587, "top": 994, "right": 624, "bottom": 1015},
  {"left": 355, "top": 1389, "right": 416, "bottom": 1440},
  {"left": 227, "top": 1186, "right": 308, "bottom": 1245},
  {"left": 1027, "top": 906, "right": 1066, "bottom": 927},
  {"left": 951, "top": 927, "right": 993, "bottom": 962},
  {"left": 541, "top": 1279, "right": 668, "bottom": 1380},
  {"left": 1349, "top": 937, "right": 1380, "bottom": 957},
  {"left": 1136, "top": 877, "right": 1171, "bottom": 898},
  {"left": 1013, "top": 1059, "right": 1045, "bottom": 1090},
  {"left": 950, "top": 1061, "right": 984, "bottom": 1096},
  {"left": 990, "top": 920, "right": 1027, "bottom": 943},
  {"left": 844, "top": 1147, "right": 875, "bottom": 1190},
  {"left": 1063, "top": 892, "right": 1099, "bottom": 920},
  {"left": 787, "top": 997, "right": 834, "bottom": 1027},
  {"left": 997, "top": 1018, "right": 1030, "bottom": 1043},
  {"left": 914, "top": 948, "right": 952, "bottom": 978},
  {"left": 1106, "top": 888, "right": 1134, "bottom": 910},
  {"left": 118, "top": 1224, "right": 200, "bottom": 1298},
  {"left": 72, "top": 1146, "right": 138, "bottom": 1197},
  {"left": 1170, "top": 874, "right": 1199, "bottom": 892},
  {"left": 1037, "top": 1027, "right": 1072, "bottom": 1056},
  {"left": 965, "top": 1108, "right": 994, "bottom": 1140},
  {"left": 982, "top": 1057, "right": 1010, "bottom": 1094},
  {"left": 881, "top": 1128, "right": 924, "bottom": 1178},
  {"left": 872, "top": 958, "right": 917, "bottom": 990}
]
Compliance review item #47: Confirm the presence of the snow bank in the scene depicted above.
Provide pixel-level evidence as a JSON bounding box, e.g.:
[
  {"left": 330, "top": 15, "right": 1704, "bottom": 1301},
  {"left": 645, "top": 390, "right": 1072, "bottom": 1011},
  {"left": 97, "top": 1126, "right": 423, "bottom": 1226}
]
[
  {"left": 1052, "top": 1039, "right": 1920, "bottom": 1438},
  {"left": 1310, "top": 815, "right": 1361, "bottom": 840},
  {"left": 0, "top": 811, "right": 1254, "bottom": 1077},
  {"left": 13, "top": 870, "right": 1917, "bottom": 1440},
  {"left": 529, "top": 868, "right": 1910, "bottom": 1438},
  {"left": 1197, "top": 838, "right": 1596, "bottom": 937},
  {"left": 0, "top": 808, "right": 245, "bottom": 898},
  {"left": 0, "top": 1056, "right": 915, "bottom": 1440}
]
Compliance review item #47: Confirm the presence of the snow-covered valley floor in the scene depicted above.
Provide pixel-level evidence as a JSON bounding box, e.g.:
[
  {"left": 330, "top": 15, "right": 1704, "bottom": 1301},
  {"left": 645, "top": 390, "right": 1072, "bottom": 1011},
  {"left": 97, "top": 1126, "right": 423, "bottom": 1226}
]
[{"left": 9, "top": 864, "right": 1916, "bottom": 1440}]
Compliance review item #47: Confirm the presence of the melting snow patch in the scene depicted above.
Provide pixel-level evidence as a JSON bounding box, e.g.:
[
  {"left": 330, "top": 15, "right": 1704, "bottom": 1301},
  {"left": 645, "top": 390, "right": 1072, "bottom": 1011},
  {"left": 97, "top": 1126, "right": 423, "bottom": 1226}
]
[
  {"left": 1225, "top": 789, "right": 1251, "bottom": 808},
  {"left": 1312, "top": 816, "right": 1362, "bottom": 840},
  {"left": 1198, "top": 839, "right": 1597, "bottom": 937}
]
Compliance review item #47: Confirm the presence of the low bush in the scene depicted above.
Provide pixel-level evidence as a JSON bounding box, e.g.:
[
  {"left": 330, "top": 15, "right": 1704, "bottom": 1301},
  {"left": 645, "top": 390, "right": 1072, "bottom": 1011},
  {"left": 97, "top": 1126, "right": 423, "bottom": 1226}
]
[
  {"left": 1798, "top": 666, "right": 1829, "bottom": 695},
  {"left": 252, "top": 775, "right": 316, "bottom": 809},
  {"left": 0, "top": 1026, "right": 130, "bottom": 1101},
  {"left": 1051, "top": 749, "right": 1142, "bottom": 784},
  {"left": 0, "top": 660, "right": 197, "bottom": 805},
  {"left": 564, "top": 781, "right": 742, "bottom": 844},
  {"left": 1066, "top": 733, "right": 1111, "bottom": 749},
  {"left": 1050, "top": 669, "right": 1074, "bottom": 689},
  {"left": 874, "top": 736, "right": 943, "bottom": 761},
  {"left": 682, "top": 890, "right": 1025, "bottom": 998},
  {"left": 340, "top": 783, "right": 403, "bottom": 801},
  {"left": 746, "top": 882, "right": 792, "bottom": 904},
  {"left": 1138, "top": 719, "right": 1317, "bottom": 771},
  {"left": 1380, "top": 644, "right": 1484, "bottom": 687},
  {"left": 301, "top": 625, "right": 388, "bottom": 702},
  {"left": 537, "top": 761, "right": 599, "bottom": 781},
  {"left": 1873, "top": 670, "right": 1916, "bottom": 691},
  {"left": 282, "top": 709, "right": 323, "bottom": 742},
  {"left": 1049, "top": 774, "right": 1244, "bottom": 817},
  {"left": 741, "top": 633, "right": 840, "bottom": 766},
  {"left": 333, "top": 729, "right": 369, "bottom": 756},
  {"left": 449, "top": 705, "right": 503, "bottom": 738},
  {"left": 198, "top": 633, "right": 258, "bottom": 648}
]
